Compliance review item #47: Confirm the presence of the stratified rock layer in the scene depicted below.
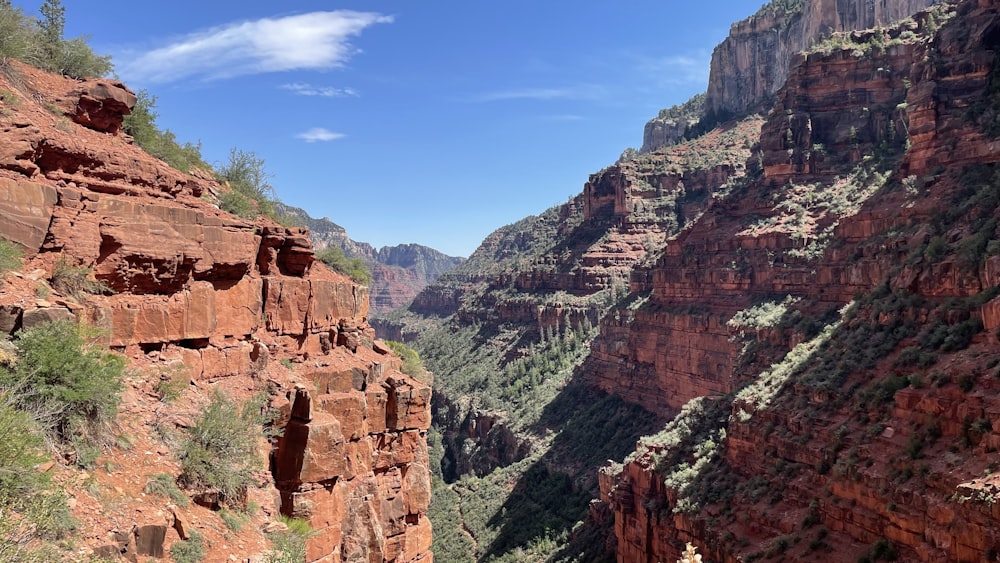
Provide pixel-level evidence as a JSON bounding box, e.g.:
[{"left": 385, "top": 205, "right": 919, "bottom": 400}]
[
  {"left": 596, "top": 2, "right": 1000, "bottom": 561},
  {"left": 705, "top": 0, "right": 937, "bottom": 118},
  {"left": 0, "top": 60, "right": 432, "bottom": 563}
]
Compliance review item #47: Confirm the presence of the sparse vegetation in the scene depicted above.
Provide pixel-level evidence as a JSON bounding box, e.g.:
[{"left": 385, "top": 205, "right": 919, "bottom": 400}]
[
  {"left": 0, "top": 0, "right": 111, "bottom": 78},
  {"left": 217, "top": 148, "right": 277, "bottom": 220},
  {"left": 263, "top": 516, "right": 315, "bottom": 563},
  {"left": 122, "top": 90, "right": 209, "bottom": 173},
  {"left": 1, "top": 320, "right": 124, "bottom": 465},
  {"left": 315, "top": 245, "right": 373, "bottom": 285},
  {"left": 0, "top": 238, "right": 22, "bottom": 273},
  {"left": 176, "top": 391, "right": 264, "bottom": 508},
  {"left": 50, "top": 256, "right": 112, "bottom": 299},
  {"left": 143, "top": 473, "right": 189, "bottom": 506},
  {"left": 384, "top": 340, "right": 429, "bottom": 381},
  {"left": 169, "top": 530, "right": 205, "bottom": 563}
]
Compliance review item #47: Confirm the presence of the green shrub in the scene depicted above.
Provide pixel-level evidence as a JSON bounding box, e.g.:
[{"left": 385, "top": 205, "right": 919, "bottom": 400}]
[
  {"left": 264, "top": 516, "right": 315, "bottom": 563},
  {"left": 177, "top": 391, "right": 262, "bottom": 508},
  {"left": 220, "top": 509, "right": 247, "bottom": 531},
  {"left": 0, "top": 238, "right": 22, "bottom": 273},
  {"left": 122, "top": 90, "right": 209, "bottom": 173},
  {"left": 170, "top": 531, "right": 205, "bottom": 563},
  {"left": 315, "top": 246, "right": 372, "bottom": 285},
  {"left": 0, "top": 398, "right": 76, "bottom": 560},
  {"left": 217, "top": 148, "right": 277, "bottom": 219},
  {"left": 218, "top": 189, "right": 258, "bottom": 220},
  {"left": 143, "top": 473, "right": 188, "bottom": 506},
  {"left": 384, "top": 340, "right": 428, "bottom": 380},
  {"left": 2, "top": 320, "right": 124, "bottom": 463},
  {"left": 50, "top": 256, "right": 112, "bottom": 299}
]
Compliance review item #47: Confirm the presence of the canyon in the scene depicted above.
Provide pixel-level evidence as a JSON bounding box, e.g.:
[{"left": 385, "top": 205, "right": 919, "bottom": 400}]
[
  {"left": 387, "top": 0, "right": 1000, "bottom": 562},
  {"left": 3, "top": 0, "right": 1000, "bottom": 562}
]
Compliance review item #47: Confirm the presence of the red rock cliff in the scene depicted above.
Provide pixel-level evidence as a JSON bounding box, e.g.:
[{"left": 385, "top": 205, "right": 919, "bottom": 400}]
[
  {"left": 0, "top": 61, "right": 432, "bottom": 563},
  {"left": 596, "top": 2, "right": 1000, "bottom": 561}
]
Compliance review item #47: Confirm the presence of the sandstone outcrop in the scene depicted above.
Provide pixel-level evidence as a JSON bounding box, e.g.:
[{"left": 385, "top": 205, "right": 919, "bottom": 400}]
[{"left": 0, "top": 60, "right": 432, "bottom": 563}]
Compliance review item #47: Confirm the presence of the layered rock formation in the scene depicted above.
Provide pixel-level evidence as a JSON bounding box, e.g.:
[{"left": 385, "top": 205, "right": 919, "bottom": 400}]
[
  {"left": 276, "top": 203, "right": 464, "bottom": 315},
  {"left": 596, "top": 2, "right": 1000, "bottom": 561},
  {"left": 704, "top": 0, "right": 937, "bottom": 119},
  {"left": 0, "top": 61, "right": 431, "bottom": 563}
]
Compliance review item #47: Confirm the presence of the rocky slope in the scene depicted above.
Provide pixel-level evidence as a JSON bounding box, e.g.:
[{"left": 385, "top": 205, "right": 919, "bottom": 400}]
[
  {"left": 276, "top": 203, "right": 464, "bottom": 316},
  {"left": 0, "top": 61, "right": 431, "bottom": 563},
  {"left": 596, "top": 1, "right": 1000, "bottom": 561}
]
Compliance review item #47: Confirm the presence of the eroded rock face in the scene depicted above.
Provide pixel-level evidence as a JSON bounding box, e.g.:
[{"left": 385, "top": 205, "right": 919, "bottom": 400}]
[
  {"left": 705, "top": 0, "right": 937, "bottom": 118},
  {"left": 596, "top": 2, "right": 1000, "bottom": 561},
  {"left": 0, "top": 60, "right": 432, "bottom": 563}
]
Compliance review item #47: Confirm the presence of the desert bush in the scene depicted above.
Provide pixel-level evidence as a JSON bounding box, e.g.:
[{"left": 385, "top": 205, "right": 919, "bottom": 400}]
[
  {"left": 177, "top": 391, "right": 263, "bottom": 508},
  {"left": 170, "top": 531, "right": 205, "bottom": 563},
  {"left": 50, "top": 256, "right": 111, "bottom": 299},
  {"left": 315, "top": 246, "right": 372, "bottom": 285},
  {"left": 0, "top": 238, "right": 22, "bottom": 274},
  {"left": 384, "top": 340, "right": 427, "bottom": 380},
  {"left": 0, "top": 397, "right": 76, "bottom": 561},
  {"left": 143, "top": 473, "right": 188, "bottom": 506},
  {"left": 2, "top": 320, "right": 124, "bottom": 463},
  {"left": 264, "top": 516, "right": 315, "bottom": 563},
  {"left": 217, "top": 148, "right": 277, "bottom": 219}
]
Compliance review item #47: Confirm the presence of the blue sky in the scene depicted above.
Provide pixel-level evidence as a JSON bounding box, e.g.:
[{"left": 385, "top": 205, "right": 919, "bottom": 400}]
[{"left": 22, "top": 1, "right": 764, "bottom": 257}]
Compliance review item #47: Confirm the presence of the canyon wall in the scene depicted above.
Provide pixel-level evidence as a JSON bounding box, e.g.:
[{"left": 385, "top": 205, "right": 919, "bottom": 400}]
[
  {"left": 705, "top": 0, "right": 938, "bottom": 119},
  {"left": 597, "top": 2, "right": 1000, "bottom": 561},
  {"left": 0, "top": 61, "right": 432, "bottom": 563}
]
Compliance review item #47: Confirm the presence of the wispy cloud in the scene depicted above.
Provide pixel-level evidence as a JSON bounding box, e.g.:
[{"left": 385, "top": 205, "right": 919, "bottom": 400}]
[
  {"left": 296, "top": 128, "right": 345, "bottom": 142},
  {"left": 119, "top": 11, "right": 392, "bottom": 83},
  {"left": 540, "top": 114, "right": 585, "bottom": 121},
  {"left": 281, "top": 83, "right": 359, "bottom": 97},
  {"left": 634, "top": 52, "right": 711, "bottom": 86},
  {"left": 465, "top": 85, "right": 605, "bottom": 103}
]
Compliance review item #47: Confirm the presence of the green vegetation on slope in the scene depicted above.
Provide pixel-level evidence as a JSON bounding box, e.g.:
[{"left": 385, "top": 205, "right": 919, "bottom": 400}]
[
  {"left": 316, "top": 245, "right": 373, "bottom": 285},
  {"left": 0, "top": 0, "right": 111, "bottom": 79},
  {"left": 122, "top": 90, "right": 210, "bottom": 173},
  {"left": 0, "top": 320, "right": 128, "bottom": 559}
]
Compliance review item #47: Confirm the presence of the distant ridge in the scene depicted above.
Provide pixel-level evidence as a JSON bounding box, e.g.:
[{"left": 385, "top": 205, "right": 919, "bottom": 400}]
[{"left": 275, "top": 203, "right": 465, "bottom": 315}]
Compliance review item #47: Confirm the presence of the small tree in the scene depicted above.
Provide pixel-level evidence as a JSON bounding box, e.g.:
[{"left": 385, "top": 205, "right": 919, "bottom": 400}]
[
  {"left": 37, "top": 0, "right": 63, "bottom": 68},
  {"left": 217, "top": 148, "right": 277, "bottom": 219},
  {"left": 33, "top": 0, "right": 111, "bottom": 78}
]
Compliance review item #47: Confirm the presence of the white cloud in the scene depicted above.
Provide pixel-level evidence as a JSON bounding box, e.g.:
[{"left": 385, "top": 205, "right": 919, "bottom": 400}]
[
  {"left": 467, "top": 85, "right": 605, "bottom": 103},
  {"left": 634, "top": 51, "right": 711, "bottom": 86},
  {"left": 119, "top": 11, "right": 392, "bottom": 83},
  {"left": 541, "top": 114, "right": 585, "bottom": 121},
  {"left": 296, "top": 127, "right": 345, "bottom": 142},
  {"left": 281, "top": 83, "right": 359, "bottom": 97}
]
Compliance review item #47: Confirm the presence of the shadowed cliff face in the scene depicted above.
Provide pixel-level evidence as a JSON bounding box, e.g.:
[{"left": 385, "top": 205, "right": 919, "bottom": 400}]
[
  {"left": 598, "top": 2, "right": 1000, "bottom": 561},
  {"left": 0, "top": 61, "right": 432, "bottom": 563}
]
